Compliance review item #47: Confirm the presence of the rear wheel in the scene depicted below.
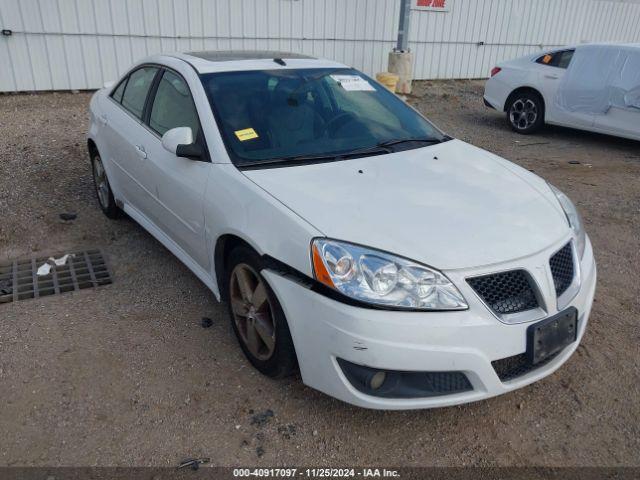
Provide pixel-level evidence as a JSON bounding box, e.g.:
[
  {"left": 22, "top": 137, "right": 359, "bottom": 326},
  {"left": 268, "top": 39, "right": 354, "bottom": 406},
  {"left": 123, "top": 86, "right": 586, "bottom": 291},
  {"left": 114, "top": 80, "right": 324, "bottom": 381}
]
[
  {"left": 226, "top": 247, "right": 297, "bottom": 378},
  {"left": 90, "top": 151, "right": 120, "bottom": 219},
  {"left": 506, "top": 92, "right": 544, "bottom": 134}
]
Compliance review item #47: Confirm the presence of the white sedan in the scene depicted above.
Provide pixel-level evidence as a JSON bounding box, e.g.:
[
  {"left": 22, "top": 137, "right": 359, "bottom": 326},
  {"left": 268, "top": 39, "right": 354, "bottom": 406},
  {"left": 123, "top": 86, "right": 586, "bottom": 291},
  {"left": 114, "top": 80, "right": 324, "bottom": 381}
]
[
  {"left": 88, "top": 51, "right": 596, "bottom": 409},
  {"left": 484, "top": 43, "right": 640, "bottom": 141}
]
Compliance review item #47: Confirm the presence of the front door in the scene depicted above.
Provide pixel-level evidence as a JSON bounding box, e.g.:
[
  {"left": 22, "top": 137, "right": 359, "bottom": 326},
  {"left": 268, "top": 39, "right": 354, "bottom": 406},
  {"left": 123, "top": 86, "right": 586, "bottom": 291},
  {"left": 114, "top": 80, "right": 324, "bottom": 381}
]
[{"left": 140, "top": 69, "right": 211, "bottom": 269}]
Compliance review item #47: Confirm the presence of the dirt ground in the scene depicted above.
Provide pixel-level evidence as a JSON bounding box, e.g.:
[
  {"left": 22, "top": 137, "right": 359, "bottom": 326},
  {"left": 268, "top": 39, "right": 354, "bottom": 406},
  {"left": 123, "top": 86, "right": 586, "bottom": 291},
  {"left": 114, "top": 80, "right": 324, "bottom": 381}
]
[{"left": 0, "top": 80, "right": 638, "bottom": 468}]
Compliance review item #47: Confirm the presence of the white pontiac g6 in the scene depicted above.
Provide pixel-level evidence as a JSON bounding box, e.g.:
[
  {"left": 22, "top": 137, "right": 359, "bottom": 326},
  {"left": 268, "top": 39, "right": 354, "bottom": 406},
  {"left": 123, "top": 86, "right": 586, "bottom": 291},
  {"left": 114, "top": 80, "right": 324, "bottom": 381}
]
[{"left": 88, "top": 51, "right": 596, "bottom": 409}]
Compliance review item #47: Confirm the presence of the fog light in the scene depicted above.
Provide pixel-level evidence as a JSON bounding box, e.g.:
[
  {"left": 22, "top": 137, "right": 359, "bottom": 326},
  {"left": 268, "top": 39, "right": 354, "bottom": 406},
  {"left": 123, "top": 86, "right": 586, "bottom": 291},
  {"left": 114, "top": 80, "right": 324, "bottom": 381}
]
[
  {"left": 337, "top": 358, "right": 473, "bottom": 399},
  {"left": 370, "top": 371, "right": 386, "bottom": 390}
]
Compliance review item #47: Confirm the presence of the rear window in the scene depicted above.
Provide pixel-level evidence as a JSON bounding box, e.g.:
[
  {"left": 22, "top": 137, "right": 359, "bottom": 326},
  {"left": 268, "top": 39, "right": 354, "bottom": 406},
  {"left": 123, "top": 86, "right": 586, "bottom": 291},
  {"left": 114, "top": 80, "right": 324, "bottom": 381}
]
[{"left": 536, "top": 50, "right": 575, "bottom": 69}]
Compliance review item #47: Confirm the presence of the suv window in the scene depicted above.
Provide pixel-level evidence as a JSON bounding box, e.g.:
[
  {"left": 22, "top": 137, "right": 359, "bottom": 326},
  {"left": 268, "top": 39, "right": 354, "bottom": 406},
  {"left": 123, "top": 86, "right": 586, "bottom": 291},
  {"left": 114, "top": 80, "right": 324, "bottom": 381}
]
[
  {"left": 121, "top": 67, "right": 158, "bottom": 119},
  {"left": 149, "top": 70, "right": 200, "bottom": 137},
  {"left": 536, "top": 50, "right": 575, "bottom": 69}
]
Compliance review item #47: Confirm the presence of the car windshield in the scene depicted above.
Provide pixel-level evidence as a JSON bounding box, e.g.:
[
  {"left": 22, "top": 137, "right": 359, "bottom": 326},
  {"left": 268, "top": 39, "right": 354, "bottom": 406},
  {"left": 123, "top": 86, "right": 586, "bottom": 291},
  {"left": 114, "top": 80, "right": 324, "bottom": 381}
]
[{"left": 200, "top": 68, "right": 445, "bottom": 166}]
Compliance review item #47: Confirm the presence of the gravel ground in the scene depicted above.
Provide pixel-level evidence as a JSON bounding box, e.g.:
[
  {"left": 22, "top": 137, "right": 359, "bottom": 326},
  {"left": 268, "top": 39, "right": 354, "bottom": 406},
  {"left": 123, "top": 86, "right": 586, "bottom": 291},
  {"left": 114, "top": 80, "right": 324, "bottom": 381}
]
[{"left": 0, "top": 81, "right": 638, "bottom": 468}]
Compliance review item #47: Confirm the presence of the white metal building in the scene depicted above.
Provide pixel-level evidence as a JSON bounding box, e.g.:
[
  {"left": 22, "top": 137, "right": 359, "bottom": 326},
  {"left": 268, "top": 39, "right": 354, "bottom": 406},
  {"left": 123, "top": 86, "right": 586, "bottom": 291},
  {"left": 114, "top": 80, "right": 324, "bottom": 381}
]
[{"left": 1, "top": 0, "right": 640, "bottom": 92}]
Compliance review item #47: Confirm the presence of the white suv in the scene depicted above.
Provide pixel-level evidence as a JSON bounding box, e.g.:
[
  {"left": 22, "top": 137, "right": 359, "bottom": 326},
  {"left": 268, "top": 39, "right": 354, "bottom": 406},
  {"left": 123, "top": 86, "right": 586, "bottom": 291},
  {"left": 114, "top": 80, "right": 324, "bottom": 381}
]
[{"left": 88, "top": 51, "right": 596, "bottom": 409}]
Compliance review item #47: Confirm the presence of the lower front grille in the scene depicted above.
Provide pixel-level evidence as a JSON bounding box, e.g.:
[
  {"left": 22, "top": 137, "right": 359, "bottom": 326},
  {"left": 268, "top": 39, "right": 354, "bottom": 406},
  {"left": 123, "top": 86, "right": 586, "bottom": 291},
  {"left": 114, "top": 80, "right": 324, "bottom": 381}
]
[
  {"left": 467, "top": 270, "right": 539, "bottom": 315},
  {"left": 550, "top": 242, "right": 574, "bottom": 297},
  {"left": 491, "top": 352, "right": 558, "bottom": 382}
]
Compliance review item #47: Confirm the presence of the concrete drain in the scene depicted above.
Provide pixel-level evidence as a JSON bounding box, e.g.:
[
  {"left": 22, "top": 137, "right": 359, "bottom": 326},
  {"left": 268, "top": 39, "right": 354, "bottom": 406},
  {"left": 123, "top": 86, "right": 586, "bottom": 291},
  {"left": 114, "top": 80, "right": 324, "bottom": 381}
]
[{"left": 0, "top": 249, "right": 112, "bottom": 304}]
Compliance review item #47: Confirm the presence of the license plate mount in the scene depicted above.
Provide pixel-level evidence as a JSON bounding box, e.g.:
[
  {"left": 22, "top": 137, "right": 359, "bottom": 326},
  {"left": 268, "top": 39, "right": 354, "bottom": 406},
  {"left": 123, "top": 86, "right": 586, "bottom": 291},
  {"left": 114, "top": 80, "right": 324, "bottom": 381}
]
[{"left": 527, "top": 307, "right": 578, "bottom": 365}]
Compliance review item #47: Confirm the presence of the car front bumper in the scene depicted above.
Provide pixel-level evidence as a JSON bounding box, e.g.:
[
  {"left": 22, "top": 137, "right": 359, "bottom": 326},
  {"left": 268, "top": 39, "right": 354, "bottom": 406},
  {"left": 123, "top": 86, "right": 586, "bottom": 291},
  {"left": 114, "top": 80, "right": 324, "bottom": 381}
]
[{"left": 263, "top": 237, "right": 596, "bottom": 410}]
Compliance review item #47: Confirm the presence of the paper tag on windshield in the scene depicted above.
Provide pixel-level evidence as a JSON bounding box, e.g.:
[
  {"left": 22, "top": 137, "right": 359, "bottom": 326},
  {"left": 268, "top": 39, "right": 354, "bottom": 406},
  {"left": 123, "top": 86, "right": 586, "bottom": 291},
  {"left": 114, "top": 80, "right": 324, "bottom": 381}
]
[
  {"left": 330, "top": 75, "right": 375, "bottom": 92},
  {"left": 234, "top": 128, "right": 259, "bottom": 141}
]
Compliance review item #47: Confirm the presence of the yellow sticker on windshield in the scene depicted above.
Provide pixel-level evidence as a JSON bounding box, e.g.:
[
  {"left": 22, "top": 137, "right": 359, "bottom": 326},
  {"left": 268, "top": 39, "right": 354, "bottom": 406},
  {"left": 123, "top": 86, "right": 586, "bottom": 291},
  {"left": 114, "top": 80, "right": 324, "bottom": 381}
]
[{"left": 234, "top": 128, "right": 259, "bottom": 141}]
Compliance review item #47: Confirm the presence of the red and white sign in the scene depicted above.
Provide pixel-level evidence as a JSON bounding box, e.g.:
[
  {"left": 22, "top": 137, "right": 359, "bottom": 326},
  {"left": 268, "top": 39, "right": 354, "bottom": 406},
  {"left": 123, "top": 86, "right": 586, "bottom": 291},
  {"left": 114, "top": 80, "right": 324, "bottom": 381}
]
[{"left": 413, "top": 0, "right": 449, "bottom": 11}]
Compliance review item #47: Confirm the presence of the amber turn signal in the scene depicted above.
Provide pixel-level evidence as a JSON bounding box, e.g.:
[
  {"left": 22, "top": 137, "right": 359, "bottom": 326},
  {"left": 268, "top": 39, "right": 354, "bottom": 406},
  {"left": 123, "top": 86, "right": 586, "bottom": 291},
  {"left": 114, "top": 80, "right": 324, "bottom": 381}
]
[{"left": 312, "top": 243, "right": 335, "bottom": 289}]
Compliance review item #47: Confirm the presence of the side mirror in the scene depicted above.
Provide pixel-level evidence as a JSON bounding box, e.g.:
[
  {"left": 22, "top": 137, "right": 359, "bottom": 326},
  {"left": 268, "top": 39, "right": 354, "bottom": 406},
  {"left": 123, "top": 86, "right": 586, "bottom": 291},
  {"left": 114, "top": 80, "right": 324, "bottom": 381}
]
[
  {"left": 161, "top": 127, "right": 204, "bottom": 160},
  {"left": 103, "top": 80, "right": 115, "bottom": 89}
]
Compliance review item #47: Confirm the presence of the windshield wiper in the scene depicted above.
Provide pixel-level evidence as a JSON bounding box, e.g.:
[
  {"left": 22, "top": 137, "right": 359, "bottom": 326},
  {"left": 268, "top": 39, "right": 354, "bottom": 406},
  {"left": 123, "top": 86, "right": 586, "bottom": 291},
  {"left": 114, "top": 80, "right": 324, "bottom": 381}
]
[
  {"left": 376, "top": 137, "right": 448, "bottom": 149},
  {"left": 239, "top": 144, "right": 393, "bottom": 169}
]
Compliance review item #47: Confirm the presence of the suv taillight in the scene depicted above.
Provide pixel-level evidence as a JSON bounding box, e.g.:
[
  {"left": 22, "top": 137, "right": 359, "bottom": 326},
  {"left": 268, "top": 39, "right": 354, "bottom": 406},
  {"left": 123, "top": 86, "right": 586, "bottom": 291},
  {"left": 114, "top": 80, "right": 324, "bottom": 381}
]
[{"left": 490, "top": 67, "right": 502, "bottom": 77}]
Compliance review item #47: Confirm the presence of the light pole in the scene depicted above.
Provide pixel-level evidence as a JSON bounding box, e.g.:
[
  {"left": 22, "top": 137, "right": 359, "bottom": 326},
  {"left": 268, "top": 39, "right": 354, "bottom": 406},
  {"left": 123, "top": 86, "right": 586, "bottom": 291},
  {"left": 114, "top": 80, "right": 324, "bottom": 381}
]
[
  {"left": 388, "top": 0, "right": 414, "bottom": 94},
  {"left": 396, "top": 0, "right": 411, "bottom": 52}
]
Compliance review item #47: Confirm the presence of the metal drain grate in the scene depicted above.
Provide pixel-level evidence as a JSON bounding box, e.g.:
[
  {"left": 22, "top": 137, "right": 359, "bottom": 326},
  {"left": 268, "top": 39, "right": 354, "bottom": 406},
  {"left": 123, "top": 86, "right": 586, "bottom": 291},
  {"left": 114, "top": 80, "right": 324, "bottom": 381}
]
[{"left": 0, "top": 249, "right": 112, "bottom": 304}]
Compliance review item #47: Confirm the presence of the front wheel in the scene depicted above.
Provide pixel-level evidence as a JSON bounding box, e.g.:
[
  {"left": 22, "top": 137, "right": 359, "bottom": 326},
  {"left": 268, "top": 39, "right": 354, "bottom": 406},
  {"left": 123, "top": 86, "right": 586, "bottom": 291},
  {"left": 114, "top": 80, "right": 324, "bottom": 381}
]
[
  {"left": 506, "top": 92, "right": 544, "bottom": 134},
  {"left": 225, "top": 247, "right": 297, "bottom": 378}
]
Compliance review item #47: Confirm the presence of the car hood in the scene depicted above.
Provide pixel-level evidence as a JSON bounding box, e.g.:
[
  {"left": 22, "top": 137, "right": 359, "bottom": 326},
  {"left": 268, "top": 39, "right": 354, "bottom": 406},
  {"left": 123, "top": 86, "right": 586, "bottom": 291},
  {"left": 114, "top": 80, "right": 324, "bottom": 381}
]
[{"left": 243, "top": 140, "right": 568, "bottom": 270}]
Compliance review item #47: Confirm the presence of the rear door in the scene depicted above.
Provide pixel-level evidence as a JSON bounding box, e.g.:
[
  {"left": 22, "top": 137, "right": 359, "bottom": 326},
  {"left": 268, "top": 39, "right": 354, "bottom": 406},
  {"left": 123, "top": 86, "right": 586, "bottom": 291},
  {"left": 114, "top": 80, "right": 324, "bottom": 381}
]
[
  {"left": 140, "top": 68, "right": 211, "bottom": 269},
  {"left": 101, "top": 66, "right": 160, "bottom": 216},
  {"left": 533, "top": 49, "right": 593, "bottom": 128}
]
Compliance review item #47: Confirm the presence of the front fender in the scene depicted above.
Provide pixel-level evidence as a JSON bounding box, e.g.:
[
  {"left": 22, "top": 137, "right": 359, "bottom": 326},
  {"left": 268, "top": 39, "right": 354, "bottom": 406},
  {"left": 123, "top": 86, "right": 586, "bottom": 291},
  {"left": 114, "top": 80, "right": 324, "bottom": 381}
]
[{"left": 204, "top": 164, "right": 323, "bottom": 299}]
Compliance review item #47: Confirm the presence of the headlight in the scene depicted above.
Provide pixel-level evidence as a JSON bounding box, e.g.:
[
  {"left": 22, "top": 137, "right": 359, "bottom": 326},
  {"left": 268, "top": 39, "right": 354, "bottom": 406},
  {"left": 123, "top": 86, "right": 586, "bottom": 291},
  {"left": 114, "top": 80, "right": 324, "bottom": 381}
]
[
  {"left": 549, "top": 183, "right": 586, "bottom": 258},
  {"left": 311, "top": 239, "right": 468, "bottom": 310}
]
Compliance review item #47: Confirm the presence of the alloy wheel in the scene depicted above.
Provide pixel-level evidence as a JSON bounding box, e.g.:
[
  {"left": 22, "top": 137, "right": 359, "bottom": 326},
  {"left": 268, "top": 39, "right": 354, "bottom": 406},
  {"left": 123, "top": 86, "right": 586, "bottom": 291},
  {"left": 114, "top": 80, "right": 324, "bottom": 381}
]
[
  {"left": 509, "top": 98, "right": 538, "bottom": 130},
  {"left": 229, "top": 263, "right": 276, "bottom": 360}
]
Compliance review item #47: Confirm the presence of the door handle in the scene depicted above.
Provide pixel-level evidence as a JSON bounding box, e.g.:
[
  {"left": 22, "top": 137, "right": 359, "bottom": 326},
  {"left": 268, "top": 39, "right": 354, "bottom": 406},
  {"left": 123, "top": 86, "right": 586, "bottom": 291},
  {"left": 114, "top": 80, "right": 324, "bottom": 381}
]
[
  {"left": 99, "top": 114, "right": 108, "bottom": 125},
  {"left": 134, "top": 145, "right": 147, "bottom": 159},
  {"left": 544, "top": 74, "right": 559, "bottom": 80}
]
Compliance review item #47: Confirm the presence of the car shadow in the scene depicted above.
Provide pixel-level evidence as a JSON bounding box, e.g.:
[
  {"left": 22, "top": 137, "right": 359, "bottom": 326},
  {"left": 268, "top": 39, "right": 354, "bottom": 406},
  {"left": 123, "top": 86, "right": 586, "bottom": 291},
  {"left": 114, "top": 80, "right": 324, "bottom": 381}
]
[{"left": 542, "top": 124, "right": 639, "bottom": 152}]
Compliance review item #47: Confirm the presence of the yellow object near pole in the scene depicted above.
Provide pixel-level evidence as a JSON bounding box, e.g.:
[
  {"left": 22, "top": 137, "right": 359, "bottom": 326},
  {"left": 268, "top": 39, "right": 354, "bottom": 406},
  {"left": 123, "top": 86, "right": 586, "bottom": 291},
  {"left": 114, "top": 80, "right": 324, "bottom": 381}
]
[{"left": 376, "top": 72, "right": 400, "bottom": 93}]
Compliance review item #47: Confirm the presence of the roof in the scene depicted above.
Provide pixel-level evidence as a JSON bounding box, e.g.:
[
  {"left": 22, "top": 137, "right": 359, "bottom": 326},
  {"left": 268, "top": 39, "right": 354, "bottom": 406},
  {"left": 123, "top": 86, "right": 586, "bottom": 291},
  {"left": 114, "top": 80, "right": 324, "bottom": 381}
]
[
  {"left": 169, "top": 50, "right": 348, "bottom": 74},
  {"left": 186, "top": 50, "right": 316, "bottom": 62},
  {"left": 576, "top": 42, "right": 640, "bottom": 50}
]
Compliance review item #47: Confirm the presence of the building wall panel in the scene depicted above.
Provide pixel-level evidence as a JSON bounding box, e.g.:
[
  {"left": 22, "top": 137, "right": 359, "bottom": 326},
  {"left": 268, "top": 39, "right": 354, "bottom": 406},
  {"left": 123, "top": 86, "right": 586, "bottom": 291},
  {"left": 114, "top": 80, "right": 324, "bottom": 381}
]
[{"left": 1, "top": 0, "right": 639, "bottom": 91}]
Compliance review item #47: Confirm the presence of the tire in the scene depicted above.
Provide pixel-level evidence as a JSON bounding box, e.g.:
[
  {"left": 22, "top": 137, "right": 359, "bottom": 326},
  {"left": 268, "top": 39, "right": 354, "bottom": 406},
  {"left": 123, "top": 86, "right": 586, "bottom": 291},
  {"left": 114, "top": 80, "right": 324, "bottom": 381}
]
[
  {"left": 225, "top": 246, "right": 297, "bottom": 378},
  {"left": 506, "top": 91, "right": 544, "bottom": 134},
  {"left": 90, "top": 150, "right": 121, "bottom": 219}
]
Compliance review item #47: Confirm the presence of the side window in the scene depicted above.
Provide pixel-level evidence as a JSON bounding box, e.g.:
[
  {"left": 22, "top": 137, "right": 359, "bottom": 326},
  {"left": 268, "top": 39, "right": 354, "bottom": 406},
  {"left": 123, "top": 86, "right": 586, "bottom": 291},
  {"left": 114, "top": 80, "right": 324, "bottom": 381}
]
[
  {"left": 536, "top": 53, "right": 555, "bottom": 66},
  {"left": 555, "top": 50, "right": 574, "bottom": 69},
  {"left": 121, "top": 67, "right": 158, "bottom": 119},
  {"left": 536, "top": 50, "right": 575, "bottom": 69},
  {"left": 111, "top": 78, "right": 127, "bottom": 103},
  {"left": 149, "top": 70, "right": 200, "bottom": 137}
]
